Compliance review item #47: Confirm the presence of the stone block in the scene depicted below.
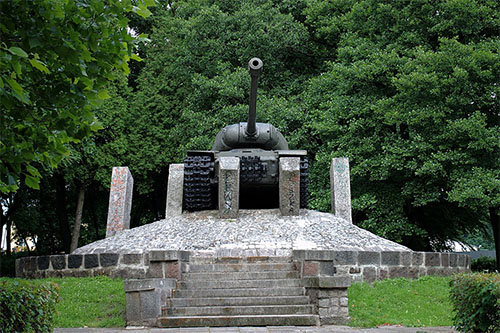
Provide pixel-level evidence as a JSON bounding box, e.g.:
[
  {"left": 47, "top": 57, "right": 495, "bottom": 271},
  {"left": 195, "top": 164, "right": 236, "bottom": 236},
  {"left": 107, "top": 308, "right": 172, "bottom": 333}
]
[
  {"left": 146, "top": 262, "right": 164, "bottom": 278},
  {"left": 112, "top": 268, "right": 146, "bottom": 279},
  {"left": 378, "top": 268, "right": 388, "bottom": 280},
  {"left": 358, "top": 251, "right": 380, "bottom": 265},
  {"left": 218, "top": 157, "right": 240, "bottom": 218},
  {"left": 381, "top": 251, "right": 400, "bottom": 266},
  {"left": 318, "top": 298, "right": 330, "bottom": 307},
  {"left": 458, "top": 254, "right": 466, "bottom": 267},
  {"left": 15, "top": 258, "right": 24, "bottom": 277},
  {"left": 425, "top": 252, "right": 441, "bottom": 267},
  {"left": 279, "top": 157, "right": 300, "bottom": 216},
  {"left": 50, "top": 255, "right": 66, "bottom": 270},
  {"left": 449, "top": 253, "right": 458, "bottom": 267},
  {"left": 349, "top": 266, "right": 360, "bottom": 274},
  {"left": 303, "top": 261, "right": 319, "bottom": 276},
  {"left": 106, "top": 167, "right": 134, "bottom": 238},
  {"left": 389, "top": 266, "right": 410, "bottom": 279},
  {"left": 298, "top": 250, "right": 337, "bottom": 261},
  {"left": 149, "top": 250, "right": 179, "bottom": 262},
  {"left": 68, "top": 255, "right": 82, "bottom": 269},
  {"left": 362, "top": 267, "right": 377, "bottom": 283},
  {"left": 165, "top": 262, "right": 179, "bottom": 278},
  {"left": 408, "top": 267, "right": 419, "bottom": 279},
  {"left": 165, "top": 164, "right": 184, "bottom": 217},
  {"left": 38, "top": 256, "right": 49, "bottom": 270},
  {"left": 339, "top": 297, "right": 348, "bottom": 307},
  {"left": 318, "top": 289, "right": 345, "bottom": 298},
  {"left": 333, "top": 251, "right": 358, "bottom": 265},
  {"left": 84, "top": 254, "right": 99, "bottom": 269},
  {"left": 441, "top": 253, "right": 449, "bottom": 267},
  {"left": 411, "top": 252, "right": 423, "bottom": 266},
  {"left": 303, "top": 276, "right": 351, "bottom": 288},
  {"left": 401, "top": 252, "right": 412, "bottom": 266},
  {"left": 319, "top": 261, "right": 336, "bottom": 276},
  {"left": 330, "top": 158, "right": 352, "bottom": 223},
  {"left": 100, "top": 253, "right": 119, "bottom": 267},
  {"left": 122, "top": 253, "right": 143, "bottom": 265}
]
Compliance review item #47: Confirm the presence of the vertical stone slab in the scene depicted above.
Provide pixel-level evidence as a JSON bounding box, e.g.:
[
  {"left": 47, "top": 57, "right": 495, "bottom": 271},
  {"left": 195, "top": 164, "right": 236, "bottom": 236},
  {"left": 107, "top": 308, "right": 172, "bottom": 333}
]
[
  {"left": 330, "top": 158, "right": 352, "bottom": 223},
  {"left": 279, "top": 157, "right": 300, "bottom": 216},
  {"left": 218, "top": 157, "right": 240, "bottom": 218},
  {"left": 106, "top": 167, "right": 134, "bottom": 238},
  {"left": 165, "top": 164, "right": 184, "bottom": 217}
]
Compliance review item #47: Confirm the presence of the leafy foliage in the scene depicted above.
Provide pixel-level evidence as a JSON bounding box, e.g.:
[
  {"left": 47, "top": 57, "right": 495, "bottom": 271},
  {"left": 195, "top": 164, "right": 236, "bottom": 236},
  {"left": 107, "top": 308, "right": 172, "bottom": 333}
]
[
  {"left": 472, "top": 257, "right": 498, "bottom": 273},
  {"left": 0, "top": 279, "right": 60, "bottom": 332},
  {"left": 301, "top": 0, "right": 500, "bottom": 249},
  {"left": 450, "top": 273, "right": 500, "bottom": 332},
  {"left": 0, "top": 0, "right": 153, "bottom": 193}
]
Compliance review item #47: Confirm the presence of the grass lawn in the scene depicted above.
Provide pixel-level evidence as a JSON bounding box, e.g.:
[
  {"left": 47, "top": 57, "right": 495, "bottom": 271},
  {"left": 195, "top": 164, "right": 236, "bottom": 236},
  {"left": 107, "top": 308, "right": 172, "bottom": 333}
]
[
  {"left": 1, "top": 275, "right": 454, "bottom": 328},
  {"left": 348, "top": 276, "right": 454, "bottom": 328},
  {"left": 44, "top": 276, "right": 126, "bottom": 328}
]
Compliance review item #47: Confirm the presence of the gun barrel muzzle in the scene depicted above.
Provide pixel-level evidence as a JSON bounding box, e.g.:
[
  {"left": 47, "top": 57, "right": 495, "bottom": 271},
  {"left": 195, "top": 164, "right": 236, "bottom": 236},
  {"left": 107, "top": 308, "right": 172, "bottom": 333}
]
[{"left": 247, "top": 58, "right": 263, "bottom": 137}]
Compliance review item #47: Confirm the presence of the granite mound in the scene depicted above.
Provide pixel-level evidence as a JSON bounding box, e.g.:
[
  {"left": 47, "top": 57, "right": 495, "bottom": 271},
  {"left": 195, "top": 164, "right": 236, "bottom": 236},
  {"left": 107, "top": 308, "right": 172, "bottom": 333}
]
[{"left": 74, "top": 209, "right": 409, "bottom": 254}]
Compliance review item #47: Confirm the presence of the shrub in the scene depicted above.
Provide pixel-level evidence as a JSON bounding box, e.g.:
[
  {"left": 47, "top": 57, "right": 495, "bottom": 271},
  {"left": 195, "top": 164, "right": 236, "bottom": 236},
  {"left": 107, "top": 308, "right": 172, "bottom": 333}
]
[
  {"left": 471, "top": 256, "right": 498, "bottom": 273},
  {"left": 450, "top": 273, "right": 500, "bottom": 332},
  {"left": 0, "top": 279, "right": 60, "bottom": 332}
]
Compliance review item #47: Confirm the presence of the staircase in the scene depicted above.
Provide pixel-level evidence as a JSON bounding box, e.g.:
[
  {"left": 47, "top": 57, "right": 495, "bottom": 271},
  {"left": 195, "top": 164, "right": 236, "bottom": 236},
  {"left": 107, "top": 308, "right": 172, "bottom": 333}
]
[{"left": 157, "top": 256, "right": 319, "bottom": 327}]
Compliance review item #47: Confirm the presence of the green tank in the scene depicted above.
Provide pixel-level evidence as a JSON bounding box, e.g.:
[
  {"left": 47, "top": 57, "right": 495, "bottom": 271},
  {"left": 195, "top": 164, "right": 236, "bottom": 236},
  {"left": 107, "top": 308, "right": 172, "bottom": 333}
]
[{"left": 183, "top": 58, "right": 308, "bottom": 211}]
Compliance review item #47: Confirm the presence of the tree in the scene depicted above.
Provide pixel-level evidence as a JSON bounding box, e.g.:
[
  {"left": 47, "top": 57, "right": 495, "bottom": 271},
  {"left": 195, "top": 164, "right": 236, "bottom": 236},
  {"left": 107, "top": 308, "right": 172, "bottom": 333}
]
[
  {"left": 0, "top": 0, "right": 153, "bottom": 193},
  {"left": 301, "top": 0, "right": 499, "bottom": 259}
]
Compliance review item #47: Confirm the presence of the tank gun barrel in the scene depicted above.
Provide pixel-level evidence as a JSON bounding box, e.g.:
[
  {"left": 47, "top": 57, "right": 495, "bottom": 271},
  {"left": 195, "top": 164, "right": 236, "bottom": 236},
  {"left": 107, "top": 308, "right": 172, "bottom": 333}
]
[{"left": 246, "top": 57, "right": 263, "bottom": 137}]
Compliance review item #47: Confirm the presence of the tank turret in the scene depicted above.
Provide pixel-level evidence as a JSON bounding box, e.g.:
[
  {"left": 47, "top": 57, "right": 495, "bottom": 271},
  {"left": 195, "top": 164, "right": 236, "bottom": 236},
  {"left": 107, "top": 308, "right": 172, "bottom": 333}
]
[
  {"left": 183, "top": 57, "right": 308, "bottom": 212},
  {"left": 212, "top": 58, "right": 288, "bottom": 151}
]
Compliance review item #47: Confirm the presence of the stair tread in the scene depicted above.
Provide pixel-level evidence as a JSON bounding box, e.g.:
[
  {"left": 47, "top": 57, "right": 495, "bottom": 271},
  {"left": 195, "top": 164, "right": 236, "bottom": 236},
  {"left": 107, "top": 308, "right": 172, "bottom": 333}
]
[{"left": 157, "top": 314, "right": 320, "bottom": 327}]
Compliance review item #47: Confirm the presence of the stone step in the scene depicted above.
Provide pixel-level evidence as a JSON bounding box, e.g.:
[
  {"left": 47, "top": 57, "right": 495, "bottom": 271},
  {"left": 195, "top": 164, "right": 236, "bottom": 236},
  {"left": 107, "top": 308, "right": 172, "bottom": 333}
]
[
  {"left": 187, "top": 262, "right": 296, "bottom": 273},
  {"left": 178, "top": 279, "right": 301, "bottom": 290},
  {"left": 175, "top": 287, "right": 306, "bottom": 298},
  {"left": 170, "top": 295, "right": 310, "bottom": 307},
  {"left": 189, "top": 256, "right": 291, "bottom": 264},
  {"left": 157, "top": 314, "right": 320, "bottom": 327},
  {"left": 165, "top": 304, "right": 315, "bottom": 316},
  {"left": 183, "top": 270, "right": 298, "bottom": 280}
]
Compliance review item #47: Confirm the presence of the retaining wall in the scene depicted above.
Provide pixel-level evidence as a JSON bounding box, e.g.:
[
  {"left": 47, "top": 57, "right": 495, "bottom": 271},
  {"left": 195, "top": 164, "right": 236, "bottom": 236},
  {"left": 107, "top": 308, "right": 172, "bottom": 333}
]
[{"left": 16, "top": 250, "right": 470, "bottom": 281}]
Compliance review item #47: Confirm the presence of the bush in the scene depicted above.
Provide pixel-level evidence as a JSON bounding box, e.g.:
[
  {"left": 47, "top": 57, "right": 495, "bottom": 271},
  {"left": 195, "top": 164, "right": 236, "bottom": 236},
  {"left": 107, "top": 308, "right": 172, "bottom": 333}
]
[
  {"left": 450, "top": 273, "right": 500, "bottom": 332},
  {"left": 0, "top": 252, "right": 30, "bottom": 277},
  {"left": 471, "top": 256, "right": 498, "bottom": 273},
  {"left": 0, "top": 279, "right": 60, "bottom": 332}
]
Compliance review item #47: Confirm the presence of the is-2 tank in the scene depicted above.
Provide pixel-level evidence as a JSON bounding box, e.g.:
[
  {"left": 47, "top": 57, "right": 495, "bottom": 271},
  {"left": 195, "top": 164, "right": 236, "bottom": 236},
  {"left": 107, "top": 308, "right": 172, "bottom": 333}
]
[{"left": 183, "top": 57, "right": 308, "bottom": 211}]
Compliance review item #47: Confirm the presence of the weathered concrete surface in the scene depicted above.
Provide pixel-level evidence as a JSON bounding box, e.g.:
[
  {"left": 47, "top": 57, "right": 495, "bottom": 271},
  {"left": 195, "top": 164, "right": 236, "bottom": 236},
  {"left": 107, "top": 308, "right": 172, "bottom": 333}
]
[
  {"left": 330, "top": 158, "right": 352, "bottom": 223},
  {"left": 75, "top": 209, "right": 409, "bottom": 254},
  {"left": 165, "top": 164, "right": 184, "bottom": 217},
  {"left": 218, "top": 157, "right": 240, "bottom": 218},
  {"left": 279, "top": 157, "right": 301, "bottom": 216},
  {"left": 106, "top": 167, "right": 134, "bottom": 238}
]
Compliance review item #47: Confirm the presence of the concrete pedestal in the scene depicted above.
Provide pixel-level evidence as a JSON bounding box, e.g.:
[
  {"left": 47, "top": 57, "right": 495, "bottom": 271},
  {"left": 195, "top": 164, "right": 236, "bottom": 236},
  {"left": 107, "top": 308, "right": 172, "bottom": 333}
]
[
  {"left": 279, "top": 157, "right": 300, "bottom": 216},
  {"left": 330, "top": 158, "right": 352, "bottom": 223},
  {"left": 106, "top": 167, "right": 134, "bottom": 238},
  {"left": 218, "top": 157, "right": 240, "bottom": 218},
  {"left": 166, "top": 164, "right": 184, "bottom": 217}
]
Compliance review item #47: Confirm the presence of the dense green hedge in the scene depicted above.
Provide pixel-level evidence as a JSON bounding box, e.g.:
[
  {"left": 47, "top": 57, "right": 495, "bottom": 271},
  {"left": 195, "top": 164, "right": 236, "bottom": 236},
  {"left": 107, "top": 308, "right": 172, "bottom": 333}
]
[
  {"left": 0, "top": 279, "right": 59, "bottom": 332},
  {"left": 471, "top": 257, "right": 498, "bottom": 273},
  {"left": 450, "top": 273, "right": 500, "bottom": 332}
]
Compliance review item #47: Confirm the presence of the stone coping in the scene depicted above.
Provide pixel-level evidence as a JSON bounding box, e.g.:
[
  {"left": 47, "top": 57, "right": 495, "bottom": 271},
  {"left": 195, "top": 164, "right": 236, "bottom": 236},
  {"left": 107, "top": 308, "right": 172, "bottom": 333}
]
[{"left": 16, "top": 249, "right": 470, "bottom": 281}]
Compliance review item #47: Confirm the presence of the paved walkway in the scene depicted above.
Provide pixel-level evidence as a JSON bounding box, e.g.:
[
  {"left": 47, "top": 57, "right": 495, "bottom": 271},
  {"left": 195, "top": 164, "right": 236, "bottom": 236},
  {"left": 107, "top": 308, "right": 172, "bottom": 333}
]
[{"left": 54, "top": 326, "right": 457, "bottom": 333}]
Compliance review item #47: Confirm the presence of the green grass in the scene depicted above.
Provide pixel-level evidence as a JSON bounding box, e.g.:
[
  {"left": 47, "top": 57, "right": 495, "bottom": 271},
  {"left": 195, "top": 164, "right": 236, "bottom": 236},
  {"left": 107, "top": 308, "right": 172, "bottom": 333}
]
[
  {"left": 1, "top": 276, "right": 125, "bottom": 327},
  {"left": 45, "top": 276, "right": 126, "bottom": 328},
  {"left": 1, "top": 275, "right": 454, "bottom": 328},
  {"left": 348, "top": 276, "right": 454, "bottom": 328}
]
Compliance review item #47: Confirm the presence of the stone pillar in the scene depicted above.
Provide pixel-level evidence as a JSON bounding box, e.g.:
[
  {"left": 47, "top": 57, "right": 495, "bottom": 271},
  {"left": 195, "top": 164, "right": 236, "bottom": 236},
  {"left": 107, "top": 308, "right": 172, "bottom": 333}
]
[
  {"left": 165, "top": 164, "right": 184, "bottom": 217},
  {"left": 218, "top": 157, "right": 240, "bottom": 218},
  {"left": 106, "top": 167, "right": 134, "bottom": 238},
  {"left": 330, "top": 158, "right": 352, "bottom": 223},
  {"left": 279, "top": 157, "right": 300, "bottom": 216}
]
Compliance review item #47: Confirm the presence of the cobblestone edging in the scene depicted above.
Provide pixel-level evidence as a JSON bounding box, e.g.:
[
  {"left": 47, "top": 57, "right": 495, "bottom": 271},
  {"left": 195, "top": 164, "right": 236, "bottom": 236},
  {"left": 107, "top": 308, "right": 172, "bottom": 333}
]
[
  {"left": 16, "top": 249, "right": 470, "bottom": 281},
  {"left": 293, "top": 250, "right": 471, "bottom": 283}
]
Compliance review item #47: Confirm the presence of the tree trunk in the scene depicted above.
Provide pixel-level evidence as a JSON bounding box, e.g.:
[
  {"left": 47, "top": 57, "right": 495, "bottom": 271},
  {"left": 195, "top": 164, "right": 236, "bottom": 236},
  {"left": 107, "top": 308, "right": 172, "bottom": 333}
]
[
  {"left": 70, "top": 184, "right": 85, "bottom": 253},
  {"left": 489, "top": 207, "right": 500, "bottom": 272},
  {"left": 55, "top": 172, "right": 71, "bottom": 253},
  {"left": 0, "top": 204, "right": 4, "bottom": 252},
  {"left": 6, "top": 218, "right": 11, "bottom": 255}
]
